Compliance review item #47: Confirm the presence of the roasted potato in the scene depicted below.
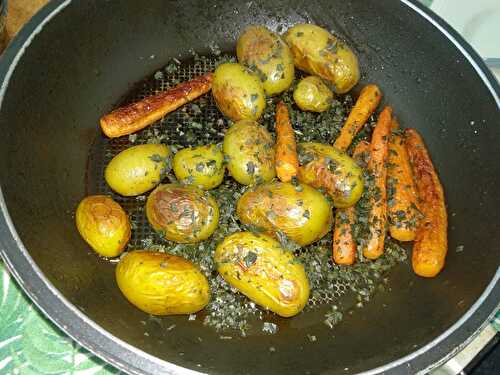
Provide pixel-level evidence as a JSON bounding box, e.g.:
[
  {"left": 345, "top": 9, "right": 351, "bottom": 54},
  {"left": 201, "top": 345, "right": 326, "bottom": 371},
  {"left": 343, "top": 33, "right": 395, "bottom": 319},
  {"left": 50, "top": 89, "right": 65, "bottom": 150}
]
[
  {"left": 237, "top": 25, "right": 295, "bottom": 96},
  {"left": 116, "top": 250, "right": 210, "bottom": 315},
  {"left": 75, "top": 195, "right": 130, "bottom": 257},
  {"left": 293, "top": 76, "right": 333, "bottom": 112},
  {"left": 146, "top": 184, "right": 219, "bottom": 243},
  {"left": 285, "top": 24, "right": 360, "bottom": 94},
  {"left": 223, "top": 120, "right": 276, "bottom": 185},
  {"left": 105, "top": 143, "right": 171, "bottom": 196},
  {"left": 172, "top": 144, "right": 225, "bottom": 190},
  {"left": 297, "top": 143, "right": 364, "bottom": 208},
  {"left": 212, "top": 63, "right": 266, "bottom": 121},
  {"left": 237, "top": 182, "right": 332, "bottom": 246},
  {"left": 215, "top": 232, "right": 309, "bottom": 317}
]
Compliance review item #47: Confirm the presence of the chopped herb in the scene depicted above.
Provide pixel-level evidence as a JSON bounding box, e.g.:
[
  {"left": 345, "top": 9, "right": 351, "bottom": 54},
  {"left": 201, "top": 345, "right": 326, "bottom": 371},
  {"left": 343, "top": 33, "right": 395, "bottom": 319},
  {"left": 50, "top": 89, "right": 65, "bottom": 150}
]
[{"left": 243, "top": 251, "right": 258, "bottom": 268}]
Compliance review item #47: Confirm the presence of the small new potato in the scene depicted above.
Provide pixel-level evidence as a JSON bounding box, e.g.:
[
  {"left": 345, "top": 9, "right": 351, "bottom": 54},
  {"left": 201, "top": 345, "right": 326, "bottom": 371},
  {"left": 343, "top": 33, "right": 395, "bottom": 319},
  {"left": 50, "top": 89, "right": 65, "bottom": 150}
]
[
  {"left": 297, "top": 142, "right": 363, "bottom": 208},
  {"left": 237, "top": 25, "right": 295, "bottom": 96},
  {"left": 293, "top": 76, "right": 333, "bottom": 112},
  {"left": 285, "top": 24, "right": 360, "bottom": 94},
  {"left": 76, "top": 195, "right": 130, "bottom": 257},
  {"left": 173, "top": 144, "right": 225, "bottom": 189},
  {"left": 212, "top": 63, "right": 266, "bottom": 121},
  {"left": 237, "top": 182, "right": 332, "bottom": 246},
  {"left": 105, "top": 143, "right": 171, "bottom": 196},
  {"left": 223, "top": 120, "right": 275, "bottom": 185},
  {"left": 215, "top": 232, "right": 309, "bottom": 317},
  {"left": 146, "top": 184, "right": 219, "bottom": 243},
  {"left": 116, "top": 250, "right": 210, "bottom": 315}
]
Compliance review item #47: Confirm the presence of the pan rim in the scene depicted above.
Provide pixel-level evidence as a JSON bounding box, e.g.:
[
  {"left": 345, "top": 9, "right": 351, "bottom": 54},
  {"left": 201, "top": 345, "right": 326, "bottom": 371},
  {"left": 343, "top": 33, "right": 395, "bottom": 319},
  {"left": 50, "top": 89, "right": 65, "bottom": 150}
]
[{"left": 0, "top": 1, "right": 498, "bottom": 374}]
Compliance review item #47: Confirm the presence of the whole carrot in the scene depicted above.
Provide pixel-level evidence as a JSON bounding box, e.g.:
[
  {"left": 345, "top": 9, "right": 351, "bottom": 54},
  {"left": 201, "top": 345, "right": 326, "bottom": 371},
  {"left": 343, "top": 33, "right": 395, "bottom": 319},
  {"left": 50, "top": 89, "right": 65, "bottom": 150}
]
[
  {"left": 333, "top": 141, "right": 370, "bottom": 265},
  {"left": 363, "top": 106, "right": 392, "bottom": 260},
  {"left": 275, "top": 101, "right": 299, "bottom": 182},
  {"left": 334, "top": 84, "right": 382, "bottom": 151},
  {"left": 405, "top": 128, "right": 448, "bottom": 278},
  {"left": 100, "top": 73, "right": 213, "bottom": 138},
  {"left": 387, "top": 118, "right": 420, "bottom": 241}
]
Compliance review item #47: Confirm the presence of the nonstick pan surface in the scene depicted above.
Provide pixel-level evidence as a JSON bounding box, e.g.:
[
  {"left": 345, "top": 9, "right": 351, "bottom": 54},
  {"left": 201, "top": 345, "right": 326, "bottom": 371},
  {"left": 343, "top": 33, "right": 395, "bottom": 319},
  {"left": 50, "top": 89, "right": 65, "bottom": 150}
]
[{"left": 0, "top": 1, "right": 499, "bottom": 374}]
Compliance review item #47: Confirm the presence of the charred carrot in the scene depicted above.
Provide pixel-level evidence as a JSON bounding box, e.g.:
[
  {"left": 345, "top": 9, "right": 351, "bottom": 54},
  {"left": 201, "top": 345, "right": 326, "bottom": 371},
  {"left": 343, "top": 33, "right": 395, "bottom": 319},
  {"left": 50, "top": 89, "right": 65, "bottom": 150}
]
[
  {"left": 387, "top": 118, "right": 420, "bottom": 241},
  {"left": 333, "top": 84, "right": 382, "bottom": 151},
  {"left": 100, "top": 72, "right": 213, "bottom": 138},
  {"left": 363, "top": 106, "right": 392, "bottom": 260},
  {"left": 275, "top": 101, "right": 299, "bottom": 182},
  {"left": 405, "top": 128, "right": 448, "bottom": 278},
  {"left": 333, "top": 141, "right": 370, "bottom": 265}
]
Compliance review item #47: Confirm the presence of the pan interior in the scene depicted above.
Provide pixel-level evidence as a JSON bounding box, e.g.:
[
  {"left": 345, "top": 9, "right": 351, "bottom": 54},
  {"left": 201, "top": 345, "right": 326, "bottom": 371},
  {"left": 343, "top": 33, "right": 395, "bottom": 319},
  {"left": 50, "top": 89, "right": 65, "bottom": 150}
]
[{"left": 87, "top": 55, "right": 407, "bottom": 337}]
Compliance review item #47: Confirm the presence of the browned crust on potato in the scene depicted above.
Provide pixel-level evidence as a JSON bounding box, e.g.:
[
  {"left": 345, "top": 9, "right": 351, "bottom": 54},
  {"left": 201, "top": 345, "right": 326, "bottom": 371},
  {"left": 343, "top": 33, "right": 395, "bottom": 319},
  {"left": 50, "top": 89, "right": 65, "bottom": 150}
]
[
  {"left": 405, "top": 128, "right": 448, "bottom": 278},
  {"left": 100, "top": 72, "right": 213, "bottom": 138}
]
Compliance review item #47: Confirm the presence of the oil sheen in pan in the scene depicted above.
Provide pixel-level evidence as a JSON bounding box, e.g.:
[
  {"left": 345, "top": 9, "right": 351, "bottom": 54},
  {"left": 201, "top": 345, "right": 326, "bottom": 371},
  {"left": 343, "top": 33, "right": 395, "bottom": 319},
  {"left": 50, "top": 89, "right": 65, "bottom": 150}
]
[{"left": 85, "top": 55, "right": 407, "bottom": 336}]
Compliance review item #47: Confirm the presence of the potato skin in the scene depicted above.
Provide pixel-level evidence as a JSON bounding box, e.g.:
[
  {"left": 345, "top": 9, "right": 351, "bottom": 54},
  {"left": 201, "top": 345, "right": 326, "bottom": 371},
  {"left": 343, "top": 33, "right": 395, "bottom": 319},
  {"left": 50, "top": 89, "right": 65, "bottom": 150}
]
[
  {"left": 237, "top": 182, "right": 332, "bottom": 246},
  {"left": 223, "top": 120, "right": 276, "bottom": 185},
  {"left": 172, "top": 144, "right": 225, "bottom": 190},
  {"left": 297, "top": 143, "right": 364, "bottom": 208},
  {"left": 212, "top": 63, "right": 266, "bottom": 121},
  {"left": 146, "top": 184, "right": 219, "bottom": 243},
  {"left": 105, "top": 144, "right": 171, "bottom": 196},
  {"left": 285, "top": 24, "right": 360, "bottom": 94},
  {"left": 237, "top": 25, "right": 295, "bottom": 96},
  {"left": 116, "top": 250, "right": 210, "bottom": 315},
  {"left": 293, "top": 76, "right": 333, "bottom": 112},
  {"left": 76, "top": 195, "right": 130, "bottom": 257},
  {"left": 215, "top": 232, "right": 309, "bottom": 317}
]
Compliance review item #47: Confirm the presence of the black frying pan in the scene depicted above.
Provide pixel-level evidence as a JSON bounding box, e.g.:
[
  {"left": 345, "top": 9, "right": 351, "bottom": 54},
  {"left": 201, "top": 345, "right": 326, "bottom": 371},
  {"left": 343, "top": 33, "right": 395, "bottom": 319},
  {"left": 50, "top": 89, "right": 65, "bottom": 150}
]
[{"left": 0, "top": 0, "right": 499, "bottom": 374}]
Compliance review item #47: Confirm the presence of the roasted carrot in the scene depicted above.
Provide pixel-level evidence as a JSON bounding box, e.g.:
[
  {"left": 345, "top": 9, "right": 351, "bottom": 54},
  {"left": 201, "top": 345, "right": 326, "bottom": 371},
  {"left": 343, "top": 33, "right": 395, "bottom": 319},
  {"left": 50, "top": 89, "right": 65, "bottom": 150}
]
[
  {"left": 387, "top": 118, "right": 419, "bottom": 241},
  {"left": 275, "top": 101, "right": 299, "bottom": 182},
  {"left": 333, "top": 141, "right": 370, "bottom": 265},
  {"left": 100, "top": 72, "right": 213, "bottom": 138},
  {"left": 333, "top": 84, "right": 382, "bottom": 151},
  {"left": 405, "top": 128, "right": 448, "bottom": 278},
  {"left": 363, "top": 106, "right": 392, "bottom": 260}
]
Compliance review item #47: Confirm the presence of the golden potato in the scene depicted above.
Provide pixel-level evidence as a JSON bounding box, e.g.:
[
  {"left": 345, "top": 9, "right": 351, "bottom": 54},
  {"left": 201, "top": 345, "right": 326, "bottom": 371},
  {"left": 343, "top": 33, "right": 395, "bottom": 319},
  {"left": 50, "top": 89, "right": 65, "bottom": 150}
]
[
  {"left": 285, "top": 24, "right": 360, "bottom": 94},
  {"left": 105, "top": 143, "right": 171, "bottom": 196},
  {"left": 212, "top": 63, "right": 266, "bottom": 121},
  {"left": 172, "top": 144, "right": 225, "bottom": 190},
  {"left": 215, "top": 232, "right": 309, "bottom": 317},
  {"left": 146, "top": 184, "right": 219, "bottom": 243},
  {"left": 223, "top": 119, "right": 275, "bottom": 185},
  {"left": 297, "top": 142, "right": 363, "bottom": 208},
  {"left": 293, "top": 76, "right": 333, "bottom": 112},
  {"left": 237, "top": 182, "right": 332, "bottom": 246},
  {"left": 237, "top": 25, "right": 295, "bottom": 96},
  {"left": 116, "top": 250, "right": 210, "bottom": 315},
  {"left": 75, "top": 195, "right": 130, "bottom": 257}
]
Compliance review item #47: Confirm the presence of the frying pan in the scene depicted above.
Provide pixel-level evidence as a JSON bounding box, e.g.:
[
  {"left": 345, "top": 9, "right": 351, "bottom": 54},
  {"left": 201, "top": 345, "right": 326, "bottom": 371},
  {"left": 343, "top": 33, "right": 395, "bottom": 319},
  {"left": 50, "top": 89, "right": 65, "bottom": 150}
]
[{"left": 0, "top": 0, "right": 499, "bottom": 374}]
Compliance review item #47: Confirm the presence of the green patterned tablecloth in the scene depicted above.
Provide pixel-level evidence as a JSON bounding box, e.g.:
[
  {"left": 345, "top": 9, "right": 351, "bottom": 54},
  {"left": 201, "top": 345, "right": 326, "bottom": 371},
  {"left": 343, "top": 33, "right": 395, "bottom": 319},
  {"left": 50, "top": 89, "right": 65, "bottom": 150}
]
[{"left": 0, "top": 262, "right": 119, "bottom": 374}]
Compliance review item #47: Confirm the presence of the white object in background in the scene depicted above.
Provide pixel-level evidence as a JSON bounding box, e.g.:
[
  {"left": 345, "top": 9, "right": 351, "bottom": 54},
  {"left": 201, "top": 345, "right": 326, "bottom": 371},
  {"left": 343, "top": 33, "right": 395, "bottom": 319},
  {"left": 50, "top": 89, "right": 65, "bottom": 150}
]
[{"left": 431, "top": 0, "right": 500, "bottom": 81}]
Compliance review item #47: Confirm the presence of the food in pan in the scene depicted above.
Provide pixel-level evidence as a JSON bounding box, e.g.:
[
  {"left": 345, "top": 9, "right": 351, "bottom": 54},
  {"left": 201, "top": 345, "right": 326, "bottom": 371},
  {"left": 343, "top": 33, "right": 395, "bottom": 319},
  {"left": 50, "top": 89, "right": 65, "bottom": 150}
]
[
  {"left": 284, "top": 24, "right": 360, "bottom": 94},
  {"left": 85, "top": 22, "right": 448, "bottom": 326},
  {"left": 222, "top": 119, "right": 275, "bottom": 185},
  {"left": 75, "top": 195, "right": 130, "bottom": 257},
  {"left": 236, "top": 25, "right": 295, "bottom": 96},
  {"left": 237, "top": 182, "right": 333, "bottom": 246},
  {"left": 116, "top": 250, "right": 210, "bottom": 315},
  {"left": 172, "top": 143, "right": 225, "bottom": 190},
  {"left": 215, "top": 232, "right": 310, "bottom": 317},
  {"left": 145, "top": 184, "right": 219, "bottom": 243},
  {"left": 297, "top": 142, "right": 364, "bottom": 208},
  {"left": 100, "top": 73, "right": 213, "bottom": 138},
  {"left": 105, "top": 143, "right": 171, "bottom": 196},
  {"left": 212, "top": 62, "right": 266, "bottom": 121},
  {"left": 293, "top": 76, "right": 334, "bottom": 112}
]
